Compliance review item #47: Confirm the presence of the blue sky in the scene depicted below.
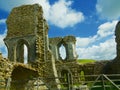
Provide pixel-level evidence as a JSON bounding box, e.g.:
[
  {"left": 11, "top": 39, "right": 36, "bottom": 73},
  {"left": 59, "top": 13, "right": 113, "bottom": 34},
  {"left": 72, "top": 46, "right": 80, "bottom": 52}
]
[{"left": 0, "top": 0, "right": 120, "bottom": 60}]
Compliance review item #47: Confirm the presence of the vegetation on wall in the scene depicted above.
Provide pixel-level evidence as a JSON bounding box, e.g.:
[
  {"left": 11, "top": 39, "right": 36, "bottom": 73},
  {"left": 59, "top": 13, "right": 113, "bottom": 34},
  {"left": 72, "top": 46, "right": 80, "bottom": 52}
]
[{"left": 77, "top": 59, "right": 96, "bottom": 64}]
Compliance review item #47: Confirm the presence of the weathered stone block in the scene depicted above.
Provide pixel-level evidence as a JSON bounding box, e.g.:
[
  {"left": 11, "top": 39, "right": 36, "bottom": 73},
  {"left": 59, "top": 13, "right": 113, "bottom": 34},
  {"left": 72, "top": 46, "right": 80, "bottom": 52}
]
[{"left": 6, "top": 4, "right": 43, "bottom": 37}]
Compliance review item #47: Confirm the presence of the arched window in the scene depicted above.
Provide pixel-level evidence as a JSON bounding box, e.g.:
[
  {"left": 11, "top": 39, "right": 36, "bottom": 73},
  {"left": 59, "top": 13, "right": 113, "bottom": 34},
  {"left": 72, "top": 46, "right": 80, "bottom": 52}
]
[
  {"left": 16, "top": 39, "right": 29, "bottom": 64},
  {"left": 24, "top": 44, "right": 28, "bottom": 64},
  {"left": 59, "top": 45, "right": 66, "bottom": 60}
]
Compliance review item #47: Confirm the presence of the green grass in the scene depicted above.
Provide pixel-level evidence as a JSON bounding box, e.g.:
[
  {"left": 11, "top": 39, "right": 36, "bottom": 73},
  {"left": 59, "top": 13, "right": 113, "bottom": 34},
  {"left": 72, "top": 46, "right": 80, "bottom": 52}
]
[{"left": 77, "top": 59, "right": 96, "bottom": 64}]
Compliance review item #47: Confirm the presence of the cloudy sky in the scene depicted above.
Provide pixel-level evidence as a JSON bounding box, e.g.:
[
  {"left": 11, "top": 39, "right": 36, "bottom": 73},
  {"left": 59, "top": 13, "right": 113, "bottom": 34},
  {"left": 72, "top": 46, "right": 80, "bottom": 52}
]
[{"left": 0, "top": 0, "right": 120, "bottom": 60}]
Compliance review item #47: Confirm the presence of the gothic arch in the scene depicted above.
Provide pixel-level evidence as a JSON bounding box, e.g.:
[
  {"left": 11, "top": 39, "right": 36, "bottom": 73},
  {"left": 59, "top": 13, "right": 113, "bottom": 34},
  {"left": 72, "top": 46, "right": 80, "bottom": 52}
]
[
  {"left": 58, "top": 66, "right": 73, "bottom": 88},
  {"left": 16, "top": 39, "right": 30, "bottom": 63},
  {"left": 49, "top": 36, "right": 78, "bottom": 61}
]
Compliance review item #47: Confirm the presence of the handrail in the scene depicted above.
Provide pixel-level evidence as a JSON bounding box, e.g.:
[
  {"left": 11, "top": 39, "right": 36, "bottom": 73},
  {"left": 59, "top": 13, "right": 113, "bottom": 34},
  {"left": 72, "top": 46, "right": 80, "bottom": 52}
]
[
  {"left": 103, "top": 74, "right": 120, "bottom": 90},
  {"left": 90, "top": 75, "right": 101, "bottom": 90},
  {"left": 88, "top": 74, "right": 120, "bottom": 90}
]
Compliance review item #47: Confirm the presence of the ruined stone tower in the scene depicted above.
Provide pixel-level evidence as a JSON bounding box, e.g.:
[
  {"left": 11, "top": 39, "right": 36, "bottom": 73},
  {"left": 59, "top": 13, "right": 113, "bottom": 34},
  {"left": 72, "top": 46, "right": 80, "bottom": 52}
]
[
  {"left": 4, "top": 4, "right": 49, "bottom": 63},
  {"left": 4, "top": 4, "right": 60, "bottom": 89}
]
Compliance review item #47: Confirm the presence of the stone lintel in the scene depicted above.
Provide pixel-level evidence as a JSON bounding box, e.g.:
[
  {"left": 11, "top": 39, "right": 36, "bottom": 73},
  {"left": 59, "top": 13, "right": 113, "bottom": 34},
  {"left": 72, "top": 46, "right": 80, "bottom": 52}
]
[{"left": 49, "top": 37, "right": 62, "bottom": 45}]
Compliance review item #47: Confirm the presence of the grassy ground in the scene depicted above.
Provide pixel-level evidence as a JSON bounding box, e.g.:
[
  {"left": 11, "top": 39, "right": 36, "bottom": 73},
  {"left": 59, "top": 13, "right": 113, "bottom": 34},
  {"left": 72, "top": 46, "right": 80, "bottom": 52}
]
[{"left": 77, "top": 59, "right": 96, "bottom": 64}]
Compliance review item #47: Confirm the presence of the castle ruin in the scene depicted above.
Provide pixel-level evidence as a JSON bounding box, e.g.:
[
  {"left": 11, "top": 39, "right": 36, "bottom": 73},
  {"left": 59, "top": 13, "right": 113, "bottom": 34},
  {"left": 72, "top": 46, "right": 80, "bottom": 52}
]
[
  {"left": 4, "top": 4, "right": 61, "bottom": 90},
  {"left": 3, "top": 4, "right": 79, "bottom": 90},
  {"left": 0, "top": 3, "right": 120, "bottom": 90}
]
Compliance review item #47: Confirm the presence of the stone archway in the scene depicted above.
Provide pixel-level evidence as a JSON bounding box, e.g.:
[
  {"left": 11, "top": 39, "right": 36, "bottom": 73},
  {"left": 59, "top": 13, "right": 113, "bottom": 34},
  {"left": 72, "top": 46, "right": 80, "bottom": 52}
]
[
  {"left": 10, "top": 64, "right": 39, "bottom": 90},
  {"left": 60, "top": 69, "right": 72, "bottom": 89}
]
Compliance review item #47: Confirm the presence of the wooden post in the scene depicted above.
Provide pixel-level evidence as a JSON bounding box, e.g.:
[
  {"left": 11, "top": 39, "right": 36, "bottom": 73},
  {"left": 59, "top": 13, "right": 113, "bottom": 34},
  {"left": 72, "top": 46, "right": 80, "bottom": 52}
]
[
  {"left": 102, "top": 74, "right": 106, "bottom": 90},
  {"left": 67, "top": 73, "right": 70, "bottom": 90},
  {"left": 6, "top": 77, "right": 11, "bottom": 90}
]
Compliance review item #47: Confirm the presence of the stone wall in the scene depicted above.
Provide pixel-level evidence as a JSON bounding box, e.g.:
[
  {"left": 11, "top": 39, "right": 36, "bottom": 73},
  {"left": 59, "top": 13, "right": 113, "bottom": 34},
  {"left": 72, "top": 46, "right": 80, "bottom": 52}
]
[
  {"left": 6, "top": 4, "right": 43, "bottom": 37},
  {"left": 0, "top": 53, "right": 13, "bottom": 81},
  {"left": 55, "top": 60, "right": 107, "bottom": 84},
  {"left": 0, "top": 53, "right": 39, "bottom": 89}
]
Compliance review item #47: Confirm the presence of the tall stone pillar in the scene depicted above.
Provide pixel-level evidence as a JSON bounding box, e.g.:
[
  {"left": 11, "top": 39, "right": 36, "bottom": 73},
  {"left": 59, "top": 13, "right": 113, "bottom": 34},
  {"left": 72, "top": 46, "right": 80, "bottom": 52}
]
[
  {"left": 4, "top": 39, "right": 17, "bottom": 62},
  {"left": 49, "top": 37, "right": 62, "bottom": 60},
  {"left": 44, "top": 19, "right": 50, "bottom": 61},
  {"left": 63, "top": 36, "right": 78, "bottom": 60},
  {"left": 115, "top": 21, "right": 120, "bottom": 60}
]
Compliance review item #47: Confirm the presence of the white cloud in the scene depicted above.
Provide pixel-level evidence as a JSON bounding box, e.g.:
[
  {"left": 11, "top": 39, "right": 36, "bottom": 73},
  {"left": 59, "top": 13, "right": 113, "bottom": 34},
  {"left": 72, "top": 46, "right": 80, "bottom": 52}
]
[
  {"left": 0, "top": 30, "right": 7, "bottom": 58},
  {"left": 76, "top": 37, "right": 96, "bottom": 48},
  {"left": 48, "top": 0, "right": 84, "bottom": 28},
  {"left": 0, "top": 0, "right": 84, "bottom": 28},
  {"left": 0, "top": 34, "right": 5, "bottom": 47},
  {"left": 0, "top": 19, "right": 6, "bottom": 24},
  {"left": 97, "top": 21, "right": 118, "bottom": 38},
  {"left": 0, "top": 19, "right": 7, "bottom": 57},
  {"left": 77, "top": 38, "right": 116, "bottom": 60},
  {"left": 76, "top": 21, "right": 118, "bottom": 60},
  {"left": 96, "top": 0, "right": 120, "bottom": 20}
]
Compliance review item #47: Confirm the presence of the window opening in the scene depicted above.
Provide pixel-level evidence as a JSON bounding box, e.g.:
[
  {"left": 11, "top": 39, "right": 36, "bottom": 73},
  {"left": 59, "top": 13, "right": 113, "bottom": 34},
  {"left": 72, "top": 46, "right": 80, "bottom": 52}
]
[{"left": 59, "top": 45, "right": 66, "bottom": 60}]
